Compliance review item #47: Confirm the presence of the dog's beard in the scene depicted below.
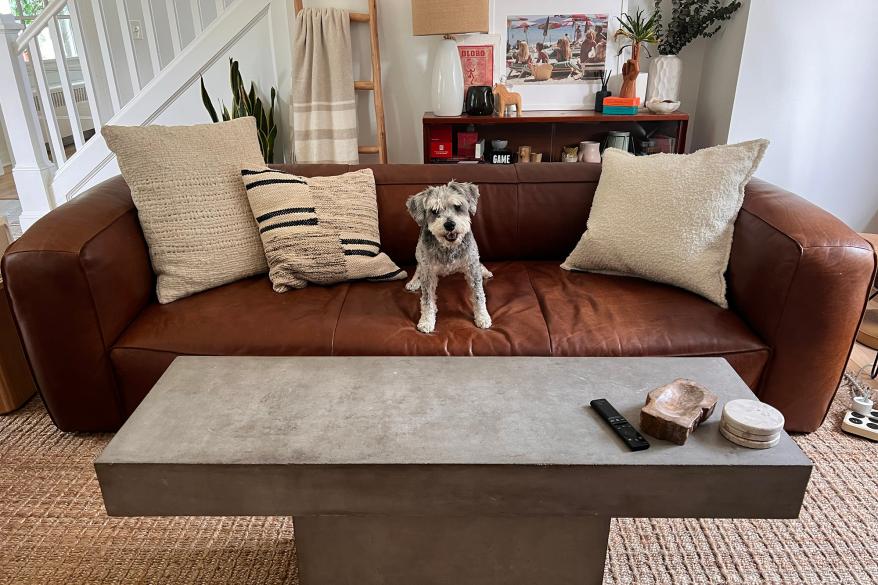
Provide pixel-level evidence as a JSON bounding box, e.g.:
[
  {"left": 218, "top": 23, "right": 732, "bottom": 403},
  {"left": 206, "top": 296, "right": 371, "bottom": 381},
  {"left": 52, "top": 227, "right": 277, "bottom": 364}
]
[{"left": 427, "top": 216, "right": 471, "bottom": 247}]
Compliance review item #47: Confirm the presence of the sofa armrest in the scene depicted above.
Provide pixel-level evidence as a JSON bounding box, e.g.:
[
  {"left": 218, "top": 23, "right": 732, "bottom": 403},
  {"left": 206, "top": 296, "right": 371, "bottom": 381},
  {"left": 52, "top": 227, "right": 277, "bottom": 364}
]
[
  {"left": 1, "top": 176, "right": 154, "bottom": 431},
  {"left": 728, "top": 178, "right": 876, "bottom": 432}
]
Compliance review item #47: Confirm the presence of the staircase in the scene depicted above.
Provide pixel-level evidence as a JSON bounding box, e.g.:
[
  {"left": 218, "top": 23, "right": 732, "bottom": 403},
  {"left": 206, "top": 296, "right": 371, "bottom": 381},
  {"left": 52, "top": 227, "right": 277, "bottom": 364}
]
[{"left": 0, "top": 0, "right": 292, "bottom": 231}]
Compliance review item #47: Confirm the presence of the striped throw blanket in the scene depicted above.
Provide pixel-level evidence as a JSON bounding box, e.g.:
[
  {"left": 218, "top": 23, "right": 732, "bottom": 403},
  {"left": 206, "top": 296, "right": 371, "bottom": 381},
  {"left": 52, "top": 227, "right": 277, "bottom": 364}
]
[{"left": 293, "top": 8, "right": 359, "bottom": 164}]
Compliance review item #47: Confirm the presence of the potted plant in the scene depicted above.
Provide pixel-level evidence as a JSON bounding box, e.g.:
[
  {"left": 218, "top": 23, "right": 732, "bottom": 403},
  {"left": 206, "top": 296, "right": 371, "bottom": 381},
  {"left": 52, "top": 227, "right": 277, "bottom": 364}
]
[
  {"left": 646, "top": 0, "right": 743, "bottom": 103},
  {"left": 614, "top": 9, "right": 660, "bottom": 99}
]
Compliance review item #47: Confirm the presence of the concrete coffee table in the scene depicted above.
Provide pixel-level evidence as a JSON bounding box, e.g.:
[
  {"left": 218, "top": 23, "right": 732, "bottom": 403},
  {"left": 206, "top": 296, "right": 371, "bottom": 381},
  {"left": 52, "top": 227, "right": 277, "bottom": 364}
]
[{"left": 95, "top": 356, "right": 812, "bottom": 585}]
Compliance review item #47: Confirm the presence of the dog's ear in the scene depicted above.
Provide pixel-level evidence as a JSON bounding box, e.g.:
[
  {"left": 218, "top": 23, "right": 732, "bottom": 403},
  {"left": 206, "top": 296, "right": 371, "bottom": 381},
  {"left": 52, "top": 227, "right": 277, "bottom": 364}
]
[
  {"left": 406, "top": 188, "right": 430, "bottom": 226},
  {"left": 448, "top": 181, "right": 480, "bottom": 215}
]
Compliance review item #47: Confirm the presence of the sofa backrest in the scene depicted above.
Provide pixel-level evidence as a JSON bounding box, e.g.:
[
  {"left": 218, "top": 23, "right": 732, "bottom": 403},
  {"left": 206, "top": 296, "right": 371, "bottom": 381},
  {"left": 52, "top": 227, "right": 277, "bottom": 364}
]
[{"left": 280, "top": 163, "right": 601, "bottom": 264}]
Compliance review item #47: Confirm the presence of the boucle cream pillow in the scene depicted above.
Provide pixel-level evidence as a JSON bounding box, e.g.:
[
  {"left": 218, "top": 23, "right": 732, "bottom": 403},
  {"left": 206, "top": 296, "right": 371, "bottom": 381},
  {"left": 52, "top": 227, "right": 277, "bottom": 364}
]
[
  {"left": 241, "top": 167, "right": 406, "bottom": 291},
  {"left": 562, "top": 140, "right": 769, "bottom": 307},
  {"left": 103, "top": 118, "right": 268, "bottom": 303}
]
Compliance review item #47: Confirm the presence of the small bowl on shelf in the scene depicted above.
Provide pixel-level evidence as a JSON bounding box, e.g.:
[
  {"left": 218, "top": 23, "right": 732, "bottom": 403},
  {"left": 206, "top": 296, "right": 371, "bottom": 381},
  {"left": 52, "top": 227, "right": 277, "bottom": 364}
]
[
  {"left": 491, "top": 139, "right": 509, "bottom": 151},
  {"left": 646, "top": 99, "right": 681, "bottom": 114}
]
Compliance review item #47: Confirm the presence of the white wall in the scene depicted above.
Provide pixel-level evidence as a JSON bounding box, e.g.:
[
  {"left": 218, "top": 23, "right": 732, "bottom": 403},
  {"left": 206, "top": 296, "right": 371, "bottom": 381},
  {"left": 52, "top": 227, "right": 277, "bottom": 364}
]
[{"left": 725, "top": 0, "right": 878, "bottom": 232}]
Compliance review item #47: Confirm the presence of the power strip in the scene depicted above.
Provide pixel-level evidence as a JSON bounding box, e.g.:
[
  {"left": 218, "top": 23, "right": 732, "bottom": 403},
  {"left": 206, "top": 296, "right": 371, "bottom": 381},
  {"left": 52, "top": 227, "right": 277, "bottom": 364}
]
[{"left": 841, "top": 410, "right": 878, "bottom": 441}]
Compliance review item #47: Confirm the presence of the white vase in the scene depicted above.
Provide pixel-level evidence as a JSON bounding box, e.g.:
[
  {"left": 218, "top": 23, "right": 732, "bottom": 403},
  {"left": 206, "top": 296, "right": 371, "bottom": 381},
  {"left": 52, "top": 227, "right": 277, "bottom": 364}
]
[
  {"left": 646, "top": 55, "right": 683, "bottom": 102},
  {"left": 431, "top": 37, "right": 464, "bottom": 117}
]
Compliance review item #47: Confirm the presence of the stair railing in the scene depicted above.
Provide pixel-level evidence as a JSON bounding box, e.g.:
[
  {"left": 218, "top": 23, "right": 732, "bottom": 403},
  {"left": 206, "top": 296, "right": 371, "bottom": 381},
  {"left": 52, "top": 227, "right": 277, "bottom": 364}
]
[{"left": 0, "top": 0, "right": 234, "bottom": 231}]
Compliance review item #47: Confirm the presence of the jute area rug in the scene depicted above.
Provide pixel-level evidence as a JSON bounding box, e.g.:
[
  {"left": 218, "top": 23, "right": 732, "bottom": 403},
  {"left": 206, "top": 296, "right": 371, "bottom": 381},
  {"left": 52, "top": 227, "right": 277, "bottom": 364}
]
[{"left": 1, "top": 379, "right": 876, "bottom": 585}]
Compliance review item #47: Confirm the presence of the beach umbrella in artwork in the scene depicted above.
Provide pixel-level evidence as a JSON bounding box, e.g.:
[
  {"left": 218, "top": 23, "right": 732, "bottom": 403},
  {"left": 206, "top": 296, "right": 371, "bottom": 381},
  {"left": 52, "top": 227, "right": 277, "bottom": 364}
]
[
  {"left": 511, "top": 19, "right": 535, "bottom": 44},
  {"left": 540, "top": 16, "right": 563, "bottom": 42}
]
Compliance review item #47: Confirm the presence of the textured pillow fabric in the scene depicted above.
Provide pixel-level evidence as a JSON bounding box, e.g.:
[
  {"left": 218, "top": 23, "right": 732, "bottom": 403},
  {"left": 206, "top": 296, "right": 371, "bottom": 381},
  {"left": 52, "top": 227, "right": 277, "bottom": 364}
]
[
  {"left": 103, "top": 118, "right": 268, "bottom": 303},
  {"left": 562, "top": 140, "right": 769, "bottom": 307},
  {"left": 241, "top": 167, "right": 406, "bottom": 291}
]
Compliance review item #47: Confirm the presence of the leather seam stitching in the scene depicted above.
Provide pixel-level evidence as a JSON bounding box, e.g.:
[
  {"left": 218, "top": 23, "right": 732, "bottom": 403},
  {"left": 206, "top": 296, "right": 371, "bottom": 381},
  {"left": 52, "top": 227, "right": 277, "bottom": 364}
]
[
  {"left": 330, "top": 283, "right": 352, "bottom": 356},
  {"left": 522, "top": 264, "right": 554, "bottom": 356},
  {"left": 739, "top": 207, "right": 871, "bottom": 252}
]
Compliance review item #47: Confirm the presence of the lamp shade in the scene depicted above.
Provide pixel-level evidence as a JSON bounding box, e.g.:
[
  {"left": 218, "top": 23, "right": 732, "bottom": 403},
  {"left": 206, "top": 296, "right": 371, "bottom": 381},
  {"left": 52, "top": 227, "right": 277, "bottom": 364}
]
[{"left": 411, "top": 0, "right": 489, "bottom": 36}]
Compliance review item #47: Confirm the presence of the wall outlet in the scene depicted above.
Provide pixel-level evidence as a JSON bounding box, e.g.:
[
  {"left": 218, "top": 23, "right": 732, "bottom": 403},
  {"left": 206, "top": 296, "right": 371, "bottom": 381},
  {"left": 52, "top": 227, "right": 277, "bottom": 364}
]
[{"left": 129, "top": 20, "right": 143, "bottom": 40}]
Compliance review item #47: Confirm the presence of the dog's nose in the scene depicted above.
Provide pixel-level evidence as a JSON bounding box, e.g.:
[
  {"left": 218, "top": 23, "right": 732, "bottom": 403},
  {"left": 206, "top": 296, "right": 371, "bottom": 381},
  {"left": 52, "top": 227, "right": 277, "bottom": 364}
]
[{"left": 444, "top": 220, "right": 455, "bottom": 232}]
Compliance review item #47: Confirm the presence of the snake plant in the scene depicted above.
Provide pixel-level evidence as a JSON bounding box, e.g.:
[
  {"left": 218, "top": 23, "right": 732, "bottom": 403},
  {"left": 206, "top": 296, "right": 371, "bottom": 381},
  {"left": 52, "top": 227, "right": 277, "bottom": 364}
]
[{"left": 200, "top": 59, "right": 277, "bottom": 163}]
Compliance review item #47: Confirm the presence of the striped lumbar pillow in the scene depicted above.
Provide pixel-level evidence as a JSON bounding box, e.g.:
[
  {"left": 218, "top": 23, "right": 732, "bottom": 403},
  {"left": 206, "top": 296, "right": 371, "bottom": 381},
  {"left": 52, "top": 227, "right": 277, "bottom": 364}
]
[{"left": 241, "top": 167, "right": 406, "bottom": 292}]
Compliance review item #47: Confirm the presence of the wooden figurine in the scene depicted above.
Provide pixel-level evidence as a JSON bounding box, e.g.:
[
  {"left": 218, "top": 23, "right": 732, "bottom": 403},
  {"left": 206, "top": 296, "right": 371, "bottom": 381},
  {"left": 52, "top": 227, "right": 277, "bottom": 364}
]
[
  {"left": 493, "top": 84, "right": 522, "bottom": 117},
  {"left": 640, "top": 379, "right": 718, "bottom": 445},
  {"left": 619, "top": 43, "right": 640, "bottom": 99}
]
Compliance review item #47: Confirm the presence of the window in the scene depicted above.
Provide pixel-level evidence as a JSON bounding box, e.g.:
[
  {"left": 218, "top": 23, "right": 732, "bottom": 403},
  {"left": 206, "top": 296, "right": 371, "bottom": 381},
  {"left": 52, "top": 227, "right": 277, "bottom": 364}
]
[{"left": 8, "top": 0, "right": 78, "bottom": 60}]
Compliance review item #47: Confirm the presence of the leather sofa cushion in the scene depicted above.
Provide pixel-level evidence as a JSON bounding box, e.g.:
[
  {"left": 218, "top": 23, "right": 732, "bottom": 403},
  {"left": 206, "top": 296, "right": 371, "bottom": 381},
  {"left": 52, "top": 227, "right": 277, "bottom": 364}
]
[
  {"left": 525, "top": 263, "right": 770, "bottom": 386},
  {"left": 111, "top": 261, "right": 770, "bottom": 415}
]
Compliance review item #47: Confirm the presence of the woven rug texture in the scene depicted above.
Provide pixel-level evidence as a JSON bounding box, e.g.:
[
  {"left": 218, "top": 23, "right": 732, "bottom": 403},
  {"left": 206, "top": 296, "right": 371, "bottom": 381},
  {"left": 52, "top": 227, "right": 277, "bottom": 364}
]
[{"left": 1, "top": 379, "right": 876, "bottom": 585}]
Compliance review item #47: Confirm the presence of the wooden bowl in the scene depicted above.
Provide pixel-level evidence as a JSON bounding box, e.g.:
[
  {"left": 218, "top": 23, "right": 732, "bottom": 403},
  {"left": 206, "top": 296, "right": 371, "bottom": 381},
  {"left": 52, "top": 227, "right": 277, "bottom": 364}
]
[{"left": 640, "top": 379, "right": 718, "bottom": 445}]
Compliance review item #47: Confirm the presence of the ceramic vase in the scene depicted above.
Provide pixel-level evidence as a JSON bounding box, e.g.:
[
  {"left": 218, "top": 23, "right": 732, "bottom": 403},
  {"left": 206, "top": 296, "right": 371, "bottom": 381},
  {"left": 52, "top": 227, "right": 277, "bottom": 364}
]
[
  {"left": 432, "top": 37, "right": 464, "bottom": 116},
  {"left": 646, "top": 55, "right": 683, "bottom": 102}
]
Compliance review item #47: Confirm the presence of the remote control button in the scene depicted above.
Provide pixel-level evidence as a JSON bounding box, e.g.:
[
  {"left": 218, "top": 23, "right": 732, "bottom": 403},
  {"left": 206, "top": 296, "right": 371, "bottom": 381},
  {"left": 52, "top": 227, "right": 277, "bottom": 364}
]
[
  {"left": 851, "top": 411, "right": 864, "bottom": 417},
  {"left": 868, "top": 423, "right": 878, "bottom": 430},
  {"left": 869, "top": 417, "right": 878, "bottom": 424},
  {"left": 871, "top": 411, "right": 878, "bottom": 417},
  {"left": 848, "top": 418, "right": 863, "bottom": 424}
]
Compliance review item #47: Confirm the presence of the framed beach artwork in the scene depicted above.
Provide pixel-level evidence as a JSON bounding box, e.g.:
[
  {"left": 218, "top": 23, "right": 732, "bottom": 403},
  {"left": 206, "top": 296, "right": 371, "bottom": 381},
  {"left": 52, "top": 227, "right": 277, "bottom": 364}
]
[{"left": 490, "top": 0, "right": 629, "bottom": 110}]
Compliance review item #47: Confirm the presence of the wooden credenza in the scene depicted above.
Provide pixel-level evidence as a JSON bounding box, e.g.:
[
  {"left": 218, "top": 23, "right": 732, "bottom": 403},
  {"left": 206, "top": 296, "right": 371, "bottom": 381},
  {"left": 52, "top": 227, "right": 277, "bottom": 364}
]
[{"left": 422, "top": 110, "right": 689, "bottom": 164}]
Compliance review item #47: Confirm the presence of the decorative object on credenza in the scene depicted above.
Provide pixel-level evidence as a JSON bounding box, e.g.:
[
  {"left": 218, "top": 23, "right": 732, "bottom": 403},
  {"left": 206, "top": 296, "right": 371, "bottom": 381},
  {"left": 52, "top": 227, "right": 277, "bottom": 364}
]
[
  {"left": 412, "top": 0, "right": 490, "bottom": 116},
  {"left": 488, "top": 140, "right": 512, "bottom": 164},
  {"left": 613, "top": 9, "right": 660, "bottom": 100},
  {"left": 517, "top": 145, "right": 532, "bottom": 163},
  {"left": 430, "top": 125, "right": 453, "bottom": 159},
  {"left": 200, "top": 59, "right": 277, "bottom": 162},
  {"left": 720, "top": 399, "right": 784, "bottom": 449},
  {"left": 561, "top": 145, "right": 579, "bottom": 163},
  {"left": 640, "top": 379, "right": 718, "bottom": 445},
  {"left": 578, "top": 141, "right": 601, "bottom": 163},
  {"left": 457, "top": 125, "right": 479, "bottom": 159},
  {"left": 603, "top": 130, "right": 632, "bottom": 153},
  {"left": 530, "top": 152, "right": 543, "bottom": 163},
  {"left": 646, "top": 98, "right": 681, "bottom": 114},
  {"left": 595, "top": 70, "right": 612, "bottom": 112},
  {"left": 647, "top": 0, "right": 743, "bottom": 102},
  {"left": 493, "top": 84, "right": 522, "bottom": 117},
  {"left": 602, "top": 97, "right": 640, "bottom": 115},
  {"left": 458, "top": 43, "right": 495, "bottom": 94},
  {"left": 465, "top": 85, "right": 495, "bottom": 116}
]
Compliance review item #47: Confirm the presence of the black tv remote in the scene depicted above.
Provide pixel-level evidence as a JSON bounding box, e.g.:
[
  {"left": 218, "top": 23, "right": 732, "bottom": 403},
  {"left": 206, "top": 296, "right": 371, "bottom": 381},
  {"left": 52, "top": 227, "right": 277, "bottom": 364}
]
[{"left": 590, "top": 399, "right": 650, "bottom": 451}]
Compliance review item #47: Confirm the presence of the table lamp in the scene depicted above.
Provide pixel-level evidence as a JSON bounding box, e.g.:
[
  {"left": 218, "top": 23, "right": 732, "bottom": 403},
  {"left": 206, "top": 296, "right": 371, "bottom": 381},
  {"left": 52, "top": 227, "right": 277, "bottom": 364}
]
[{"left": 411, "top": 0, "right": 489, "bottom": 117}]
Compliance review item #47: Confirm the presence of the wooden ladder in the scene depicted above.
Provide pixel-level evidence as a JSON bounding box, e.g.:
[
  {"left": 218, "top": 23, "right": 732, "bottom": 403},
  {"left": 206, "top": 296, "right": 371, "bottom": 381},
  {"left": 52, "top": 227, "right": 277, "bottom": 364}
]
[{"left": 293, "top": 0, "right": 388, "bottom": 163}]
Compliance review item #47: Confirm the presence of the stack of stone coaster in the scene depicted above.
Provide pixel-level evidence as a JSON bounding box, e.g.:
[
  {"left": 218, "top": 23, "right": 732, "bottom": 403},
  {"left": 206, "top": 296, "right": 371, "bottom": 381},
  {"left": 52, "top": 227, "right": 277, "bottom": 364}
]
[{"left": 720, "top": 399, "right": 785, "bottom": 449}]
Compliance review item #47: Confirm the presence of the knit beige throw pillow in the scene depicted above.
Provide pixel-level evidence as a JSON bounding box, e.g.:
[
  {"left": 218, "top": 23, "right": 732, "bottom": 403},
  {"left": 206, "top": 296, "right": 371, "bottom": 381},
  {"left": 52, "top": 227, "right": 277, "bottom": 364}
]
[
  {"left": 241, "top": 167, "right": 406, "bottom": 292},
  {"left": 103, "top": 118, "right": 268, "bottom": 303},
  {"left": 562, "top": 140, "right": 769, "bottom": 307}
]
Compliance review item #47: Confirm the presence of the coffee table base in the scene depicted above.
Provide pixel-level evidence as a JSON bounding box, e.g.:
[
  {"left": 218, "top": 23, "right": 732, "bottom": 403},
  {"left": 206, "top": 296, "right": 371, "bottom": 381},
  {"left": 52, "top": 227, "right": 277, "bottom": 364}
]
[{"left": 294, "top": 515, "right": 611, "bottom": 585}]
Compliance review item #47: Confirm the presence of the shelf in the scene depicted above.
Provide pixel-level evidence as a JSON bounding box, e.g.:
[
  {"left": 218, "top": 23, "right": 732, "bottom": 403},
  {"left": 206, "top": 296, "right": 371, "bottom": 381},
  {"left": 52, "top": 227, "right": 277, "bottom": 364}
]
[{"left": 423, "top": 109, "right": 689, "bottom": 125}]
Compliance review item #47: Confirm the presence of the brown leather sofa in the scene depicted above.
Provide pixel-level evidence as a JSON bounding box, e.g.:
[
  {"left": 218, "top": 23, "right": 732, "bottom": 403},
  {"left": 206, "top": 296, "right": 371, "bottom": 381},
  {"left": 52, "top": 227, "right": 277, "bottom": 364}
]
[{"left": 3, "top": 164, "right": 875, "bottom": 433}]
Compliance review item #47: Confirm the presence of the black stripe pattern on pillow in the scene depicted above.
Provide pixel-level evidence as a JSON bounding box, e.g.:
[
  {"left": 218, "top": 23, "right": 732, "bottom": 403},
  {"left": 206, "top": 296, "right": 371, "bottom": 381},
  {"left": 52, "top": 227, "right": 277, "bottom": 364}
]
[{"left": 241, "top": 167, "right": 406, "bottom": 292}]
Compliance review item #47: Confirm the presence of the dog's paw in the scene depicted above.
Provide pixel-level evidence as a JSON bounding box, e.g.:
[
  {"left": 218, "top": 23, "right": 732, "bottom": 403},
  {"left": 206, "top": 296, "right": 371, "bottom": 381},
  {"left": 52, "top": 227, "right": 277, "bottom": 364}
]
[
  {"left": 481, "top": 265, "right": 494, "bottom": 280},
  {"left": 474, "top": 312, "right": 492, "bottom": 329},
  {"left": 405, "top": 278, "right": 421, "bottom": 292},
  {"left": 417, "top": 317, "right": 436, "bottom": 334}
]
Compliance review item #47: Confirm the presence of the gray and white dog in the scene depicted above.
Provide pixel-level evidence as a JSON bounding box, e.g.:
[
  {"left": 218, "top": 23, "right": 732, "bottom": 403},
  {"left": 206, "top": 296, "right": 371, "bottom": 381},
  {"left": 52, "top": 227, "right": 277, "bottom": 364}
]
[{"left": 405, "top": 181, "right": 493, "bottom": 334}]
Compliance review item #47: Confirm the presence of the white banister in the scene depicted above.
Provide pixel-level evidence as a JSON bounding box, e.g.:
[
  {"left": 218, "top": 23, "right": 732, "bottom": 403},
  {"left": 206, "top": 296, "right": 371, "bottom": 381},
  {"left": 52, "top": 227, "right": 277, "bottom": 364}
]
[
  {"left": 214, "top": 0, "right": 224, "bottom": 19},
  {"left": 12, "top": 0, "right": 67, "bottom": 54},
  {"left": 0, "top": 14, "right": 57, "bottom": 230},
  {"left": 140, "top": 0, "right": 161, "bottom": 77},
  {"left": 117, "top": 1, "right": 141, "bottom": 92},
  {"left": 165, "top": 0, "right": 182, "bottom": 55},
  {"left": 28, "top": 38, "right": 66, "bottom": 165},
  {"left": 47, "top": 16, "right": 85, "bottom": 149},
  {"left": 68, "top": 0, "right": 103, "bottom": 128},
  {"left": 191, "top": 0, "right": 203, "bottom": 35},
  {"left": 90, "top": 0, "right": 122, "bottom": 112}
]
